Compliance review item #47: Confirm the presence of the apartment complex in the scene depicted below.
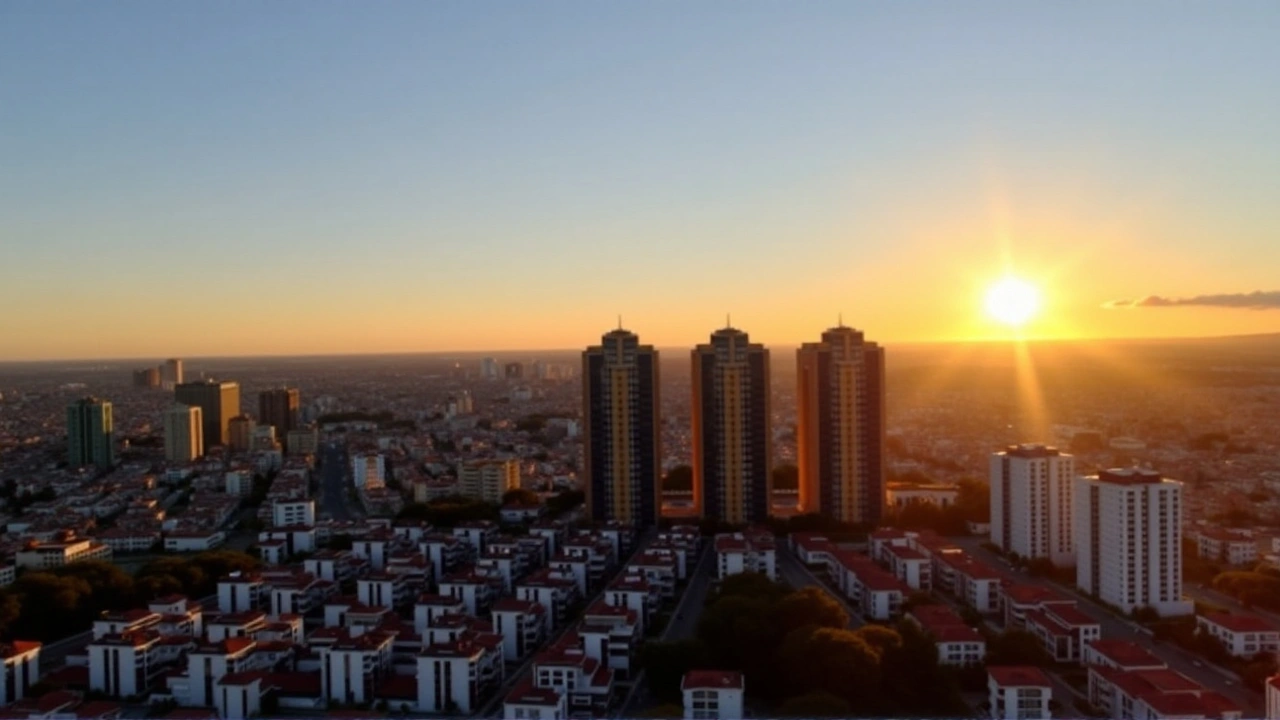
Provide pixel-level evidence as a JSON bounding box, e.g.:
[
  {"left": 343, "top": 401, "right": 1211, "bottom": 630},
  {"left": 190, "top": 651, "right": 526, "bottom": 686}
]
[
  {"left": 692, "top": 326, "right": 772, "bottom": 525},
  {"left": 796, "top": 324, "right": 885, "bottom": 524},
  {"left": 1075, "top": 468, "right": 1191, "bottom": 616},
  {"left": 582, "top": 328, "right": 661, "bottom": 528},
  {"left": 990, "top": 444, "right": 1077, "bottom": 566},
  {"left": 458, "top": 459, "right": 520, "bottom": 504}
]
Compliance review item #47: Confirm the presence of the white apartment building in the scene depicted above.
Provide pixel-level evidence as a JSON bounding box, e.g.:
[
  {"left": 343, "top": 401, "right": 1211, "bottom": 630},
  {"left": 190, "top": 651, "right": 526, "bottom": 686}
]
[
  {"left": 458, "top": 459, "right": 520, "bottom": 504},
  {"left": 990, "top": 444, "right": 1076, "bottom": 567},
  {"left": 1196, "top": 614, "right": 1280, "bottom": 658},
  {"left": 164, "top": 404, "right": 204, "bottom": 463},
  {"left": 15, "top": 535, "right": 112, "bottom": 569},
  {"left": 0, "top": 642, "right": 41, "bottom": 706},
  {"left": 713, "top": 532, "right": 777, "bottom": 580},
  {"left": 1075, "top": 469, "right": 1193, "bottom": 617},
  {"left": 272, "top": 499, "right": 316, "bottom": 527},
  {"left": 988, "top": 666, "right": 1052, "bottom": 720},
  {"left": 352, "top": 454, "right": 385, "bottom": 489},
  {"left": 681, "top": 670, "right": 744, "bottom": 720}
]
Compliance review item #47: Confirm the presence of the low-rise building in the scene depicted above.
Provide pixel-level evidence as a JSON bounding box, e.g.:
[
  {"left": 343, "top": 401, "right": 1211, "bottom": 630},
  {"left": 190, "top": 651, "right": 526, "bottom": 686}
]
[
  {"left": 15, "top": 534, "right": 112, "bottom": 569},
  {"left": 714, "top": 531, "right": 776, "bottom": 581},
  {"left": 987, "top": 666, "right": 1052, "bottom": 720},
  {"left": 1196, "top": 614, "right": 1280, "bottom": 658},
  {"left": 906, "top": 605, "right": 985, "bottom": 666},
  {"left": 681, "top": 670, "right": 744, "bottom": 720},
  {"left": 0, "top": 641, "right": 41, "bottom": 706}
]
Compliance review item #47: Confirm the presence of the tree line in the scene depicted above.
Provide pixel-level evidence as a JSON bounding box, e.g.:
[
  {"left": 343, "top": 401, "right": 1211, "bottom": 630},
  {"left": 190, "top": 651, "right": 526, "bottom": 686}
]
[
  {"left": 640, "top": 574, "right": 969, "bottom": 717},
  {"left": 0, "top": 551, "right": 259, "bottom": 642}
]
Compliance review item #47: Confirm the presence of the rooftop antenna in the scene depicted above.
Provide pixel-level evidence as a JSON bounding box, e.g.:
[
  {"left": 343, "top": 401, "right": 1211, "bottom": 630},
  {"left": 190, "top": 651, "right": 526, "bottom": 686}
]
[
  {"left": 617, "top": 314, "right": 622, "bottom": 330},
  {"left": 838, "top": 312, "right": 844, "bottom": 328},
  {"left": 726, "top": 312, "right": 731, "bottom": 328}
]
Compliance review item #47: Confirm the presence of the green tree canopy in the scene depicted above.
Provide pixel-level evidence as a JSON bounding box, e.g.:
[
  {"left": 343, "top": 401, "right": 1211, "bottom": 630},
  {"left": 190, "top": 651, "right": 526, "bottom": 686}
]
[
  {"left": 779, "top": 625, "right": 881, "bottom": 710},
  {"left": 771, "top": 586, "right": 849, "bottom": 636},
  {"left": 987, "top": 629, "right": 1052, "bottom": 667}
]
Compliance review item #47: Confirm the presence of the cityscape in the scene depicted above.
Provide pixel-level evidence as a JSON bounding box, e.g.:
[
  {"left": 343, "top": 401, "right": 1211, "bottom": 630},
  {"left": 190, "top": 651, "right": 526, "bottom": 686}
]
[{"left": 3, "top": 3, "right": 1278, "bottom": 720}]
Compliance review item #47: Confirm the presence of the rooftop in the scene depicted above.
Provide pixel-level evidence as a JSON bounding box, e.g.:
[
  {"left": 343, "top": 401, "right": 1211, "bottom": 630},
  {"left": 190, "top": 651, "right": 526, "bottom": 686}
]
[{"left": 681, "top": 670, "right": 744, "bottom": 691}]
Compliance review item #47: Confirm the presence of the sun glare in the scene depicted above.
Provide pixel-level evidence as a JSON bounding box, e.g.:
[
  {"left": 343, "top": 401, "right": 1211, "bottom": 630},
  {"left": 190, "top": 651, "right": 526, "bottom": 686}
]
[{"left": 984, "top": 277, "right": 1041, "bottom": 327}]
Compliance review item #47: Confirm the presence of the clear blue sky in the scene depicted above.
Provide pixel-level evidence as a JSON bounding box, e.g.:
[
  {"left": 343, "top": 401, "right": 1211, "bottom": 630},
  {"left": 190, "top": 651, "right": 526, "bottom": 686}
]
[{"left": 2, "top": 2, "right": 1278, "bottom": 359}]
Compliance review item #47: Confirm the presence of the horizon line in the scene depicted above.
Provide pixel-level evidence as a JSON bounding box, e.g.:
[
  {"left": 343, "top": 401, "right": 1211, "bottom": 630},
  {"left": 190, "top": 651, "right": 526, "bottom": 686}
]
[{"left": 3, "top": 330, "right": 1278, "bottom": 366}]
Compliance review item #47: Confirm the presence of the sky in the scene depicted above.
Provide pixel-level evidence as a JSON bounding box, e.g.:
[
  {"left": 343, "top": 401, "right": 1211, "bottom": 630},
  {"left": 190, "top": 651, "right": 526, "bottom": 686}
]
[{"left": 2, "top": 2, "right": 1279, "bottom": 360}]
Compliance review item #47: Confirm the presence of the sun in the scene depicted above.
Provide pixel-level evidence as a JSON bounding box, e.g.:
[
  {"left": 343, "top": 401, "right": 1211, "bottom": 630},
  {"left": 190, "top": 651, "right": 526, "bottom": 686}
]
[{"left": 984, "top": 276, "right": 1041, "bottom": 327}]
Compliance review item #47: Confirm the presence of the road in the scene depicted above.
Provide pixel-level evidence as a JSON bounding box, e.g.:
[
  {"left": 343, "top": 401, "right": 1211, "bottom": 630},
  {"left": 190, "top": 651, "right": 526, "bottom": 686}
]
[
  {"left": 318, "top": 441, "right": 357, "bottom": 521},
  {"left": 776, "top": 546, "right": 864, "bottom": 629},
  {"left": 661, "top": 543, "right": 714, "bottom": 641},
  {"left": 947, "top": 536, "right": 1262, "bottom": 716}
]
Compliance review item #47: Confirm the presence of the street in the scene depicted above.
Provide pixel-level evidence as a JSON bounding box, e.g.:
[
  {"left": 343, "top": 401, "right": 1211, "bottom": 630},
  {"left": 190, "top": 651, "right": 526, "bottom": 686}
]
[
  {"left": 947, "top": 536, "right": 1262, "bottom": 716},
  {"left": 319, "top": 441, "right": 357, "bottom": 521},
  {"left": 776, "top": 546, "right": 864, "bottom": 629}
]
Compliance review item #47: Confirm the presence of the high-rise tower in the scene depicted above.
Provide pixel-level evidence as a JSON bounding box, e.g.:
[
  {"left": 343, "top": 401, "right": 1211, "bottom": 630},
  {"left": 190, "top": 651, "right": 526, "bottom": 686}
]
[
  {"left": 990, "top": 444, "right": 1076, "bottom": 566},
  {"left": 67, "top": 397, "right": 114, "bottom": 469},
  {"left": 175, "top": 380, "right": 240, "bottom": 449},
  {"left": 582, "top": 328, "right": 661, "bottom": 528},
  {"left": 164, "top": 404, "right": 204, "bottom": 462},
  {"left": 692, "top": 325, "right": 772, "bottom": 525},
  {"left": 259, "top": 388, "right": 300, "bottom": 435},
  {"left": 797, "top": 325, "right": 885, "bottom": 524}
]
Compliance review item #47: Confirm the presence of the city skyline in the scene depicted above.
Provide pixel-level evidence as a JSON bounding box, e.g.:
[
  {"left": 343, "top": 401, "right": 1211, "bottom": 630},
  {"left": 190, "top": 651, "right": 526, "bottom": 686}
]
[{"left": 3, "top": 3, "right": 1279, "bottom": 360}]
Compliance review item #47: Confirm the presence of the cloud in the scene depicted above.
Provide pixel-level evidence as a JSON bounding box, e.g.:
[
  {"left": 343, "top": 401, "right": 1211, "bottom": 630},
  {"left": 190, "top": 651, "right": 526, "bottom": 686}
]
[{"left": 1104, "top": 291, "right": 1280, "bottom": 310}]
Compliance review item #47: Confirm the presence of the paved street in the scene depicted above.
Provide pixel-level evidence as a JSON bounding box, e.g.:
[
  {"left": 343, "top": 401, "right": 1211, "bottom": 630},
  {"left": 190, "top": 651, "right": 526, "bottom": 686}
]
[
  {"left": 776, "top": 546, "right": 863, "bottom": 629},
  {"left": 947, "top": 536, "right": 1262, "bottom": 716},
  {"left": 662, "top": 543, "right": 714, "bottom": 641},
  {"left": 319, "top": 441, "right": 357, "bottom": 521}
]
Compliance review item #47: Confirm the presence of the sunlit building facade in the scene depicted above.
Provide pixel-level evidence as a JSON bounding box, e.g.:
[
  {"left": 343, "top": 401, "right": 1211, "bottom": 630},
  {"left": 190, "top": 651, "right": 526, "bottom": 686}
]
[
  {"left": 175, "top": 380, "right": 240, "bottom": 449},
  {"left": 990, "top": 444, "right": 1076, "bottom": 567},
  {"left": 692, "top": 326, "right": 772, "bottom": 525},
  {"left": 796, "top": 325, "right": 885, "bottom": 524},
  {"left": 582, "top": 328, "right": 661, "bottom": 528},
  {"left": 164, "top": 404, "right": 204, "bottom": 462},
  {"left": 1075, "top": 468, "right": 1191, "bottom": 616}
]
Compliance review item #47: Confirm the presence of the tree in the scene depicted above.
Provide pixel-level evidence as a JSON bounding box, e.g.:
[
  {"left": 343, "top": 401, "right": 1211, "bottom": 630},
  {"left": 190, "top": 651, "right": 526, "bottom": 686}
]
[
  {"left": 0, "top": 589, "right": 21, "bottom": 637},
  {"left": 778, "top": 625, "right": 881, "bottom": 710},
  {"left": 709, "top": 572, "right": 791, "bottom": 607},
  {"left": 854, "top": 624, "right": 903, "bottom": 658},
  {"left": 771, "top": 465, "right": 799, "bottom": 491},
  {"left": 501, "top": 488, "right": 540, "bottom": 507},
  {"left": 777, "top": 691, "right": 851, "bottom": 717},
  {"left": 662, "top": 466, "right": 693, "bottom": 493},
  {"left": 545, "top": 490, "right": 584, "bottom": 519},
  {"left": 639, "top": 639, "right": 711, "bottom": 703},
  {"left": 11, "top": 573, "right": 94, "bottom": 641},
  {"left": 987, "top": 630, "right": 1052, "bottom": 667},
  {"left": 771, "top": 586, "right": 848, "bottom": 636}
]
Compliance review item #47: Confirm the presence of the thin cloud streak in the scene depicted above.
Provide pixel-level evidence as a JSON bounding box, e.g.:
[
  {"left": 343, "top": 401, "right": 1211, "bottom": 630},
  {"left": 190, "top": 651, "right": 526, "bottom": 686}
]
[{"left": 1104, "top": 291, "right": 1280, "bottom": 310}]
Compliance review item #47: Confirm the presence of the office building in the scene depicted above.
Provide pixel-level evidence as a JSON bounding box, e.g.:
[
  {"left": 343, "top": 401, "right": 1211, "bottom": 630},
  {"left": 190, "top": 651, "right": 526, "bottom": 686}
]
[
  {"left": 164, "top": 404, "right": 204, "bottom": 462},
  {"left": 692, "top": 326, "right": 772, "bottom": 524},
  {"left": 161, "top": 358, "right": 184, "bottom": 388},
  {"left": 1075, "top": 468, "right": 1192, "bottom": 616},
  {"left": 796, "top": 324, "right": 886, "bottom": 524},
  {"left": 67, "top": 398, "right": 114, "bottom": 469},
  {"left": 990, "top": 444, "right": 1077, "bottom": 567},
  {"left": 175, "top": 380, "right": 240, "bottom": 449},
  {"left": 458, "top": 459, "right": 520, "bottom": 504},
  {"left": 481, "top": 357, "right": 499, "bottom": 381},
  {"left": 227, "top": 415, "right": 255, "bottom": 452},
  {"left": 132, "top": 368, "right": 160, "bottom": 388},
  {"left": 505, "top": 362, "right": 524, "bottom": 380},
  {"left": 258, "top": 388, "right": 300, "bottom": 435},
  {"left": 582, "top": 328, "right": 661, "bottom": 528},
  {"left": 286, "top": 428, "right": 319, "bottom": 456}
]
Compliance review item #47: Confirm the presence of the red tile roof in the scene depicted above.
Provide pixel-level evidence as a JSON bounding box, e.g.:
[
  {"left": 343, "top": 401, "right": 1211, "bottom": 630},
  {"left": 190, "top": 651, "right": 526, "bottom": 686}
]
[
  {"left": 1200, "top": 613, "right": 1274, "bottom": 633},
  {"left": 988, "top": 665, "right": 1051, "bottom": 687},
  {"left": 505, "top": 678, "right": 562, "bottom": 706},
  {"left": 682, "top": 670, "right": 744, "bottom": 690},
  {"left": 1085, "top": 639, "right": 1164, "bottom": 669}
]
